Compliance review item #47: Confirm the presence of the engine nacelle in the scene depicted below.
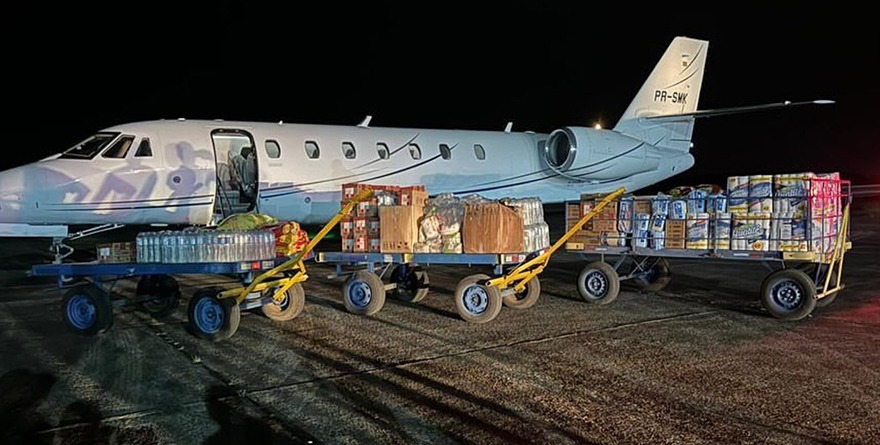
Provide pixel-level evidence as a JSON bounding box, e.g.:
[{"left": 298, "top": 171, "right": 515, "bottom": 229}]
[{"left": 542, "top": 127, "right": 660, "bottom": 181}]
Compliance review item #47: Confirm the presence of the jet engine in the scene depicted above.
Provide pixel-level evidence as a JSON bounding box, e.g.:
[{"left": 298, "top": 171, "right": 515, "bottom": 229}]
[{"left": 542, "top": 127, "right": 660, "bottom": 182}]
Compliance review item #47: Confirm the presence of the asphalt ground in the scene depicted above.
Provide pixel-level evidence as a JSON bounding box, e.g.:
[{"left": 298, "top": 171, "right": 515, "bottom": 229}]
[{"left": 1, "top": 204, "right": 878, "bottom": 444}]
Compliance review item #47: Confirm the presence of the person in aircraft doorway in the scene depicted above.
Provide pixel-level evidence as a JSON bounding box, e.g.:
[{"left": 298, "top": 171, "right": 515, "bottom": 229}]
[{"left": 230, "top": 145, "right": 257, "bottom": 209}]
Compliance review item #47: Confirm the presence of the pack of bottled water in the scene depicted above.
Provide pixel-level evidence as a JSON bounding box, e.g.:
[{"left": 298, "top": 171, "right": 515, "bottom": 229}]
[{"left": 136, "top": 229, "right": 276, "bottom": 263}]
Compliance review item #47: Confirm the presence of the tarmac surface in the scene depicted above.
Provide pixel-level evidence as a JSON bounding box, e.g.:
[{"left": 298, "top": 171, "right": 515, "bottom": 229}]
[{"left": 1, "top": 205, "right": 878, "bottom": 444}]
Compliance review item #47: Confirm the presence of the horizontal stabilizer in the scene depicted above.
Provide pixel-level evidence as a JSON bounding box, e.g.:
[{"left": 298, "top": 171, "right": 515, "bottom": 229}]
[{"left": 644, "top": 99, "right": 834, "bottom": 121}]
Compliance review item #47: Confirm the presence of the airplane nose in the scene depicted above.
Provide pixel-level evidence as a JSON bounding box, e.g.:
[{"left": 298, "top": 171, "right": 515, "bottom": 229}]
[{"left": 0, "top": 165, "right": 38, "bottom": 222}]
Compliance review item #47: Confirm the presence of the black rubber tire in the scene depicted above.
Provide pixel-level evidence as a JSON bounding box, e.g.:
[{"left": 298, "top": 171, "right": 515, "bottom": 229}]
[
  {"left": 389, "top": 265, "right": 430, "bottom": 303},
  {"left": 633, "top": 258, "right": 671, "bottom": 292},
  {"left": 502, "top": 277, "right": 541, "bottom": 309},
  {"left": 62, "top": 284, "right": 113, "bottom": 336},
  {"left": 136, "top": 275, "right": 180, "bottom": 318},
  {"left": 454, "top": 274, "right": 502, "bottom": 323},
  {"left": 261, "top": 283, "right": 305, "bottom": 321},
  {"left": 343, "top": 271, "right": 386, "bottom": 316},
  {"left": 760, "top": 268, "right": 817, "bottom": 320},
  {"left": 187, "top": 287, "right": 241, "bottom": 341},
  {"left": 577, "top": 261, "right": 620, "bottom": 305}
]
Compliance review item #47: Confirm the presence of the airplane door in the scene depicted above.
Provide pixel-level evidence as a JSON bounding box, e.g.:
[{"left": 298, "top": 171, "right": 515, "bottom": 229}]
[{"left": 210, "top": 129, "right": 257, "bottom": 217}]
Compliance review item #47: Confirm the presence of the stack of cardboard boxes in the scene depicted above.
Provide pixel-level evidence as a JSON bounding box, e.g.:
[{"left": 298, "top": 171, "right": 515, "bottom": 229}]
[{"left": 340, "top": 183, "right": 428, "bottom": 253}]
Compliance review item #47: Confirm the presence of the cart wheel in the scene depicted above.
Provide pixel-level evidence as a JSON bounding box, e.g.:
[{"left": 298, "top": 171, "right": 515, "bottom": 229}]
[
  {"left": 136, "top": 274, "right": 180, "bottom": 318},
  {"left": 577, "top": 261, "right": 620, "bottom": 305},
  {"left": 389, "top": 265, "right": 430, "bottom": 303},
  {"left": 62, "top": 284, "right": 113, "bottom": 336},
  {"left": 261, "top": 283, "right": 305, "bottom": 321},
  {"left": 502, "top": 277, "right": 541, "bottom": 309},
  {"left": 760, "top": 269, "right": 817, "bottom": 320},
  {"left": 187, "top": 287, "right": 241, "bottom": 341},
  {"left": 454, "top": 274, "right": 502, "bottom": 323},
  {"left": 798, "top": 264, "right": 841, "bottom": 308},
  {"left": 633, "top": 258, "right": 671, "bottom": 292},
  {"left": 343, "top": 271, "right": 386, "bottom": 316}
]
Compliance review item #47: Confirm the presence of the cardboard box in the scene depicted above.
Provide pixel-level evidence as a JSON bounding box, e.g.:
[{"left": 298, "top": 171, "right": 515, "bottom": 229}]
[
  {"left": 665, "top": 219, "right": 686, "bottom": 249},
  {"left": 340, "top": 217, "right": 354, "bottom": 239},
  {"left": 354, "top": 234, "right": 380, "bottom": 253},
  {"left": 342, "top": 238, "right": 355, "bottom": 252},
  {"left": 97, "top": 242, "right": 136, "bottom": 263},
  {"left": 399, "top": 187, "right": 428, "bottom": 208},
  {"left": 463, "top": 202, "right": 524, "bottom": 253},
  {"left": 379, "top": 205, "right": 423, "bottom": 253},
  {"left": 634, "top": 198, "right": 653, "bottom": 215},
  {"left": 356, "top": 201, "right": 379, "bottom": 217},
  {"left": 587, "top": 218, "right": 618, "bottom": 233}
]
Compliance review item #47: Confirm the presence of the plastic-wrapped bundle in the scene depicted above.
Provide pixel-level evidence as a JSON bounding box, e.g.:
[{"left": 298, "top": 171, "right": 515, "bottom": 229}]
[
  {"left": 686, "top": 213, "right": 710, "bottom": 249},
  {"left": 523, "top": 222, "right": 550, "bottom": 252},
  {"left": 441, "top": 232, "right": 462, "bottom": 254},
  {"left": 501, "top": 197, "right": 545, "bottom": 227},
  {"left": 418, "top": 193, "right": 468, "bottom": 253},
  {"left": 650, "top": 230, "right": 665, "bottom": 250},
  {"left": 731, "top": 213, "right": 770, "bottom": 251},
  {"left": 652, "top": 193, "right": 670, "bottom": 216},
  {"left": 633, "top": 213, "right": 650, "bottom": 248},
  {"left": 712, "top": 213, "right": 731, "bottom": 250},
  {"left": 618, "top": 197, "right": 633, "bottom": 234},
  {"left": 670, "top": 199, "right": 688, "bottom": 220},
  {"left": 727, "top": 176, "right": 750, "bottom": 213},
  {"left": 686, "top": 189, "right": 708, "bottom": 215},
  {"left": 749, "top": 175, "right": 773, "bottom": 214}
]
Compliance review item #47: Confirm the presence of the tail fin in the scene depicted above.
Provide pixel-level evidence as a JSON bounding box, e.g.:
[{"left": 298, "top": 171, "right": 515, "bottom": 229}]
[{"left": 614, "top": 37, "right": 708, "bottom": 143}]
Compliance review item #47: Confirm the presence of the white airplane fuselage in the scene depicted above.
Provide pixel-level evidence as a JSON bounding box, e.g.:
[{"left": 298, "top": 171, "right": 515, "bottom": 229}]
[{"left": 0, "top": 120, "right": 695, "bottom": 226}]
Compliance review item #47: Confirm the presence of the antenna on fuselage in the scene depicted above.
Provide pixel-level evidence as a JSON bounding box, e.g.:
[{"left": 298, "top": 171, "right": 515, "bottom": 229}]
[
  {"left": 504, "top": 122, "right": 513, "bottom": 133},
  {"left": 357, "top": 115, "right": 372, "bottom": 128}
]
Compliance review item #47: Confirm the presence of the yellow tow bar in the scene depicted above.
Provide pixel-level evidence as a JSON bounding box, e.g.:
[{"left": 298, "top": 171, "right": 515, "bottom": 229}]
[
  {"left": 817, "top": 203, "right": 850, "bottom": 299},
  {"left": 486, "top": 187, "right": 626, "bottom": 293},
  {"left": 219, "top": 188, "right": 374, "bottom": 304}
]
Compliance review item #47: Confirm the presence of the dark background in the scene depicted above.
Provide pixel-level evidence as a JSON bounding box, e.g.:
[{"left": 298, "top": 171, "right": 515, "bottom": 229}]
[{"left": 4, "top": 4, "right": 878, "bottom": 190}]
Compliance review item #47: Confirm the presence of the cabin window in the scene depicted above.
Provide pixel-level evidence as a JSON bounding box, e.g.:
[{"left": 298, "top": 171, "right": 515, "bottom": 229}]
[
  {"left": 474, "top": 144, "right": 486, "bottom": 160},
  {"left": 102, "top": 135, "right": 135, "bottom": 159},
  {"left": 304, "top": 141, "right": 320, "bottom": 159},
  {"left": 59, "top": 132, "right": 120, "bottom": 160},
  {"left": 342, "top": 142, "right": 356, "bottom": 159},
  {"left": 134, "top": 138, "right": 152, "bottom": 157},
  {"left": 439, "top": 144, "right": 452, "bottom": 160},
  {"left": 265, "top": 140, "right": 281, "bottom": 159},
  {"left": 377, "top": 142, "right": 390, "bottom": 160},
  {"left": 409, "top": 143, "right": 421, "bottom": 160}
]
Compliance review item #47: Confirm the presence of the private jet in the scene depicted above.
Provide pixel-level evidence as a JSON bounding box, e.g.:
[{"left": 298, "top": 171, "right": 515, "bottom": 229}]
[{"left": 0, "top": 36, "right": 831, "bottom": 255}]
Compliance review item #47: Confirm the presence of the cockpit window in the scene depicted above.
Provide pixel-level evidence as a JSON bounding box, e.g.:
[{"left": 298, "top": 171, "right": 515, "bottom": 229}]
[
  {"left": 59, "top": 132, "right": 120, "bottom": 159},
  {"left": 134, "top": 138, "right": 152, "bottom": 157},
  {"left": 102, "top": 135, "right": 135, "bottom": 159}
]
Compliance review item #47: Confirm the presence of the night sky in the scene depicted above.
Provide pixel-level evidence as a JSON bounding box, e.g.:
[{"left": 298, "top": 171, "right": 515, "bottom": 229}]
[{"left": 5, "top": 5, "right": 878, "bottom": 190}]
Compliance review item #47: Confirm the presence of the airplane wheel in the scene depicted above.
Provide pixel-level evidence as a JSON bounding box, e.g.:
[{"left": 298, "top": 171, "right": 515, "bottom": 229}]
[
  {"left": 261, "top": 283, "right": 305, "bottom": 321},
  {"left": 136, "top": 274, "right": 180, "bottom": 318},
  {"left": 454, "top": 274, "right": 502, "bottom": 323},
  {"left": 187, "top": 287, "right": 241, "bottom": 341},
  {"left": 633, "top": 258, "right": 671, "bottom": 292},
  {"left": 577, "top": 261, "right": 620, "bottom": 305},
  {"left": 389, "top": 265, "right": 430, "bottom": 303},
  {"left": 62, "top": 285, "right": 113, "bottom": 336},
  {"left": 343, "top": 271, "right": 386, "bottom": 316},
  {"left": 760, "top": 269, "right": 817, "bottom": 320},
  {"left": 502, "top": 277, "right": 541, "bottom": 309}
]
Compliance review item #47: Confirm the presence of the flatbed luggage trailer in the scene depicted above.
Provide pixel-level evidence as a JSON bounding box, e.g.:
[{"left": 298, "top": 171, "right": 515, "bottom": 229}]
[
  {"left": 569, "top": 178, "right": 852, "bottom": 320},
  {"left": 30, "top": 189, "right": 375, "bottom": 341},
  {"left": 318, "top": 188, "right": 627, "bottom": 323}
]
